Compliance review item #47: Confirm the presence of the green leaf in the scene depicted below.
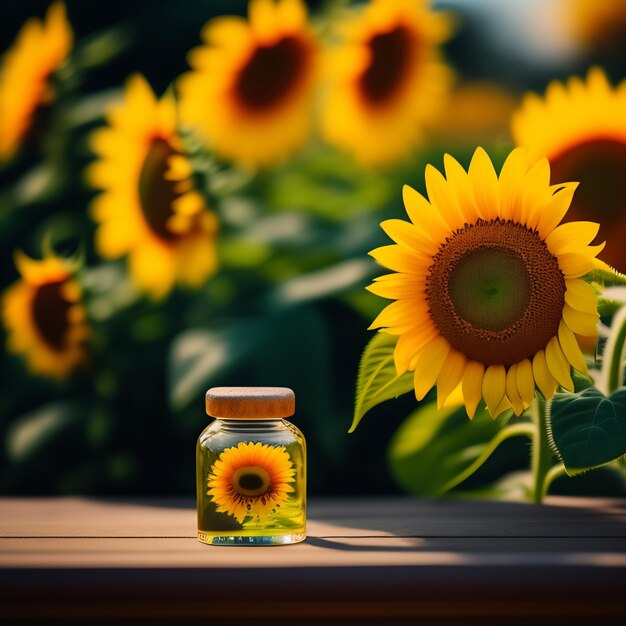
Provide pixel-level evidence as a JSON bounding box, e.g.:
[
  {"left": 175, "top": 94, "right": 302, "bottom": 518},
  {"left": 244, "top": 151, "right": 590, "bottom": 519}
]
[
  {"left": 168, "top": 319, "right": 266, "bottom": 410},
  {"left": 549, "top": 387, "right": 626, "bottom": 475},
  {"left": 350, "top": 332, "right": 414, "bottom": 432},
  {"left": 388, "top": 402, "right": 527, "bottom": 497},
  {"left": 6, "top": 403, "right": 77, "bottom": 462}
]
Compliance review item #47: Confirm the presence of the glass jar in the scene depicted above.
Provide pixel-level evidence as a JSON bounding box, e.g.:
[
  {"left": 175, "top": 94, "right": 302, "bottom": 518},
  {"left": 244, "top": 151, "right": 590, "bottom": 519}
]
[{"left": 196, "top": 387, "right": 306, "bottom": 546}]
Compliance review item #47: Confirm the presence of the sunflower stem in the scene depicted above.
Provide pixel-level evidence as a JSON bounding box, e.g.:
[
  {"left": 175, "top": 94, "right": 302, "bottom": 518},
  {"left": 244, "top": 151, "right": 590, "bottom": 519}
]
[
  {"left": 602, "top": 305, "right": 626, "bottom": 396},
  {"left": 530, "top": 395, "right": 554, "bottom": 504}
]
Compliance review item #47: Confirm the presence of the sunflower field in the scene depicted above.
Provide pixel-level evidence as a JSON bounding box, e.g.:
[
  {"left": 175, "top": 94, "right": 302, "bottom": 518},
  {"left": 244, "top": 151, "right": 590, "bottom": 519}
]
[{"left": 1, "top": 0, "right": 625, "bottom": 500}]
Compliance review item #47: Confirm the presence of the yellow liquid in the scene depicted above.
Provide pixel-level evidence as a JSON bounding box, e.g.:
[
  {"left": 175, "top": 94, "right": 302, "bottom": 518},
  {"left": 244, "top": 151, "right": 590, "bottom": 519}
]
[{"left": 197, "top": 423, "right": 306, "bottom": 546}]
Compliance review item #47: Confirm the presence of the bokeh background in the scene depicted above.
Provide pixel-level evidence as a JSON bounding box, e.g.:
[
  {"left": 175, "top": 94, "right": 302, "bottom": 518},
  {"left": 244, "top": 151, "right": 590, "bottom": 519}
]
[{"left": 1, "top": 0, "right": 625, "bottom": 498}]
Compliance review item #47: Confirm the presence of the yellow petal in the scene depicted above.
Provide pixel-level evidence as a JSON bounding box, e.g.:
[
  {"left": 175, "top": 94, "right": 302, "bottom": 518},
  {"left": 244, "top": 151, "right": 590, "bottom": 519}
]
[
  {"left": 366, "top": 273, "right": 426, "bottom": 300},
  {"left": 564, "top": 279, "right": 598, "bottom": 314},
  {"left": 493, "top": 395, "right": 512, "bottom": 419},
  {"left": 369, "top": 245, "right": 431, "bottom": 274},
  {"left": 436, "top": 350, "right": 467, "bottom": 409},
  {"left": 368, "top": 298, "right": 428, "bottom": 331},
  {"left": 379, "top": 219, "right": 438, "bottom": 256},
  {"left": 402, "top": 185, "right": 450, "bottom": 244},
  {"left": 498, "top": 147, "right": 530, "bottom": 220},
  {"left": 482, "top": 364, "right": 506, "bottom": 417},
  {"left": 469, "top": 147, "right": 499, "bottom": 220},
  {"left": 532, "top": 349, "right": 557, "bottom": 400},
  {"left": 505, "top": 363, "right": 525, "bottom": 416},
  {"left": 558, "top": 320, "right": 588, "bottom": 376},
  {"left": 393, "top": 324, "right": 438, "bottom": 375},
  {"left": 545, "top": 221, "right": 600, "bottom": 255},
  {"left": 413, "top": 336, "right": 450, "bottom": 401},
  {"left": 443, "top": 153, "right": 478, "bottom": 225},
  {"left": 558, "top": 252, "right": 595, "bottom": 278},
  {"left": 461, "top": 360, "right": 485, "bottom": 419},
  {"left": 515, "top": 358, "right": 536, "bottom": 406},
  {"left": 562, "top": 303, "right": 598, "bottom": 336},
  {"left": 425, "top": 164, "right": 464, "bottom": 230},
  {"left": 545, "top": 336, "right": 574, "bottom": 392},
  {"left": 535, "top": 183, "right": 578, "bottom": 239}
]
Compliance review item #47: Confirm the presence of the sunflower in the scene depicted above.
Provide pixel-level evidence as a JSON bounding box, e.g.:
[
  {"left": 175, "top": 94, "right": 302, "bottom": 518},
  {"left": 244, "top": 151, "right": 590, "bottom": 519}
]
[
  {"left": 88, "top": 74, "right": 218, "bottom": 299},
  {"left": 178, "top": 0, "right": 318, "bottom": 169},
  {"left": 367, "top": 147, "right": 603, "bottom": 419},
  {"left": 320, "top": 0, "right": 453, "bottom": 167},
  {"left": 0, "top": 2, "right": 72, "bottom": 161},
  {"left": 2, "top": 251, "right": 88, "bottom": 379},
  {"left": 512, "top": 68, "right": 626, "bottom": 271},
  {"left": 207, "top": 442, "right": 296, "bottom": 523}
]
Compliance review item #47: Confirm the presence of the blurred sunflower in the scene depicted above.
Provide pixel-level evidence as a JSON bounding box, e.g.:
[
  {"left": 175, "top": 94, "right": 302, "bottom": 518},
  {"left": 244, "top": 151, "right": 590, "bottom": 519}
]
[
  {"left": 2, "top": 251, "right": 88, "bottom": 379},
  {"left": 368, "top": 148, "right": 603, "bottom": 419},
  {"left": 88, "top": 74, "right": 218, "bottom": 299},
  {"left": 0, "top": 2, "right": 73, "bottom": 161},
  {"left": 207, "top": 442, "right": 295, "bottom": 523},
  {"left": 178, "top": 0, "right": 318, "bottom": 169},
  {"left": 512, "top": 68, "right": 626, "bottom": 270},
  {"left": 320, "top": 0, "right": 453, "bottom": 167}
]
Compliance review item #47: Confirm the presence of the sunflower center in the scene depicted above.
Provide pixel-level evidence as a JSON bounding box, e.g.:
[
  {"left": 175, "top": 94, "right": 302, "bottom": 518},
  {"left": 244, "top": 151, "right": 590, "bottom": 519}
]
[
  {"left": 232, "top": 466, "right": 272, "bottom": 497},
  {"left": 32, "top": 281, "right": 71, "bottom": 351},
  {"left": 359, "top": 25, "right": 414, "bottom": 105},
  {"left": 234, "top": 36, "right": 308, "bottom": 111},
  {"left": 426, "top": 219, "right": 566, "bottom": 366},
  {"left": 138, "top": 138, "right": 181, "bottom": 242},
  {"left": 550, "top": 138, "right": 626, "bottom": 269}
]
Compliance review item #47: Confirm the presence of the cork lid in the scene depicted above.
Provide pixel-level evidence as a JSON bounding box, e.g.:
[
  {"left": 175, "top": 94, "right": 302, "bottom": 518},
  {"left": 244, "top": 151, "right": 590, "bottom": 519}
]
[{"left": 205, "top": 387, "right": 295, "bottom": 419}]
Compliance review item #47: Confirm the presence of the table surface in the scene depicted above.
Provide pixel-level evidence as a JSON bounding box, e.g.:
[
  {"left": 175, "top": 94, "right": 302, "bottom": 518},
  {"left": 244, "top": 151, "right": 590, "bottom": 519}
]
[{"left": 1, "top": 496, "right": 625, "bottom": 624}]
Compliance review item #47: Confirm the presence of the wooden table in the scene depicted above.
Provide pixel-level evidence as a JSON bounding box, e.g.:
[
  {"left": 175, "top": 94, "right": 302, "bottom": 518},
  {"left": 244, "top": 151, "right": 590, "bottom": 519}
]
[{"left": 1, "top": 497, "right": 625, "bottom": 624}]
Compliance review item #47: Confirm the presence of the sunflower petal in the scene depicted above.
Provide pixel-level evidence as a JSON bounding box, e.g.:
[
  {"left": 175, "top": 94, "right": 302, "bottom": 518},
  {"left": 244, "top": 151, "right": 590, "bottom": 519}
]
[
  {"left": 535, "top": 183, "right": 578, "bottom": 239},
  {"left": 545, "top": 336, "right": 574, "bottom": 392},
  {"left": 515, "top": 359, "right": 536, "bottom": 406},
  {"left": 564, "top": 279, "right": 598, "bottom": 314},
  {"left": 380, "top": 219, "right": 438, "bottom": 256},
  {"left": 462, "top": 360, "right": 485, "bottom": 419},
  {"left": 425, "top": 164, "right": 464, "bottom": 230},
  {"left": 402, "top": 185, "right": 450, "bottom": 243},
  {"left": 558, "top": 252, "right": 596, "bottom": 278},
  {"left": 436, "top": 350, "right": 467, "bottom": 409},
  {"left": 505, "top": 363, "right": 525, "bottom": 416},
  {"left": 393, "top": 324, "right": 438, "bottom": 374},
  {"left": 545, "top": 221, "right": 600, "bottom": 255},
  {"left": 413, "top": 336, "right": 450, "bottom": 401},
  {"left": 558, "top": 320, "right": 588, "bottom": 376},
  {"left": 482, "top": 364, "right": 506, "bottom": 417},
  {"left": 369, "top": 245, "right": 430, "bottom": 274},
  {"left": 532, "top": 349, "right": 558, "bottom": 400},
  {"left": 562, "top": 303, "right": 598, "bottom": 336},
  {"left": 468, "top": 147, "right": 499, "bottom": 220}
]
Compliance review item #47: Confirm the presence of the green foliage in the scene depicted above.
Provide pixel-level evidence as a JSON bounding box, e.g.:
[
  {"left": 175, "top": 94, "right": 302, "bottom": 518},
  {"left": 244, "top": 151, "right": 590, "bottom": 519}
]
[
  {"left": 350, "top": 332, "right": 414, "bottom": 433},
  {"left": 388, "top": 402, "right": 529, "bottom": 497},
  {"left": 549, "top": 388, "right": 626, "bottom": 475}
]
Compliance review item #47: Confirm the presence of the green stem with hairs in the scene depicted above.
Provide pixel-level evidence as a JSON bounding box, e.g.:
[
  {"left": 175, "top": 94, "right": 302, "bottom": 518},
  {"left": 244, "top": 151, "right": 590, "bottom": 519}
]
[
  {"left": 602, "top": 305, "right": 626, "bottom": 396},
  {"left": 530, "top": 395, "right": 554, "bottom": 503}
]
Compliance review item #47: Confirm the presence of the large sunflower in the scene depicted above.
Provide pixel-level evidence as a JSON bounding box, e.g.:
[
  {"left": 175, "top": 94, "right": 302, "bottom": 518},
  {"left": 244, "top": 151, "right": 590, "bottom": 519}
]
[
  {"left": 512, "top": 68, "right": 626, "bottom": 270},
  {"left": 207, "top": 442, "right": 296, "bottom": 523},
  {"left": 88, "top": 74, "right": 218, "bottom": 299},
  {"left": 320, "top": 0, "right": 453, "bottom": 167},
  {"left": 368, "top": 148, "right": 603, "bottom": 419},
  {"left": 2, "top": 251, "right": 89, "bottom": 379},
  {"left": 0, "top": 2, "right": 73, "bottom": 161},
  {"left": 178, "top": 0, "right": 318, "bottom": 169}
]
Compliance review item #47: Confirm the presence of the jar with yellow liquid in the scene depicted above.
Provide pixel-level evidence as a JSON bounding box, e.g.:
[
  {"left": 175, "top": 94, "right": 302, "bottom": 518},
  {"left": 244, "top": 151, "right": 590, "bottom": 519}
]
[{"left": 196, "top": 387, "right": 306, "bottom": 545}]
